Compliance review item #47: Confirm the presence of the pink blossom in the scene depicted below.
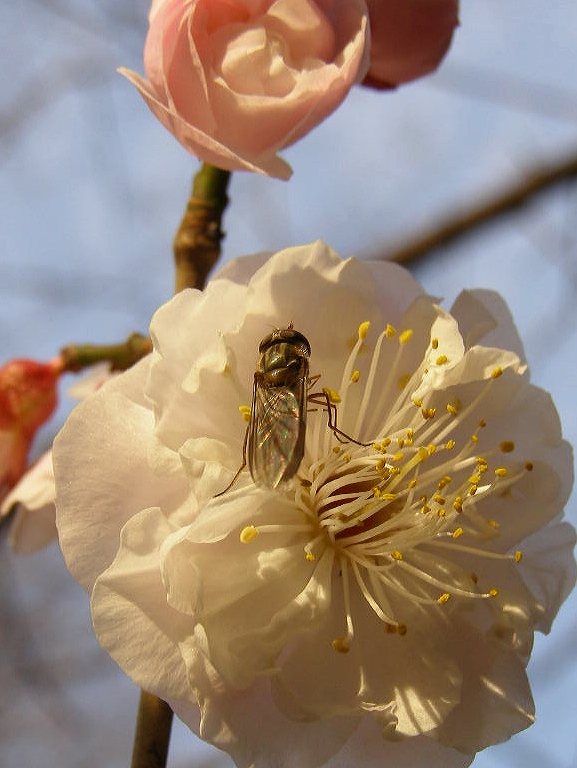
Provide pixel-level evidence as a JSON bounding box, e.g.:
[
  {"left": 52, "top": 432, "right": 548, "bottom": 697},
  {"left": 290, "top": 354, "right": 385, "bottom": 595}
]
[
  {"left": 119, "top": 0, "right": 370, "bottom": 179},
  {"left": 363, "top": 0, "right": 459, "bottom": 89}
]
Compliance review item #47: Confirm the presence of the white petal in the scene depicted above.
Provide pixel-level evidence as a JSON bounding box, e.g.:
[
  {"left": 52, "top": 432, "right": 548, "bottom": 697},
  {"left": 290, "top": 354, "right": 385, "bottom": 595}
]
[
  {"left": 55, "top": 359, "right": 189, "bottom": 591},
  {"left": 91, "top": 507, "right": 193, "bottom": 702}
]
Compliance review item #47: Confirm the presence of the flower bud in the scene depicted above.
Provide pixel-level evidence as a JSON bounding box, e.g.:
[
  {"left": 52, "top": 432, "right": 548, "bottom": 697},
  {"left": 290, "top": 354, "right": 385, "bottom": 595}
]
[
  {"left": 0, "top": 358, "right": 62, "bottom": 498},
  {"left": 363, "top": 0, "right": 459, "bottom": 89}
]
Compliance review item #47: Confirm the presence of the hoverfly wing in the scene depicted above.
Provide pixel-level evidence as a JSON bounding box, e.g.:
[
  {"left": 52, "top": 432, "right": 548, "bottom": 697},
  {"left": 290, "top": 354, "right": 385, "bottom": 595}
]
[{"left": 248, "top": 360, "right": 308, "bottom": 489}]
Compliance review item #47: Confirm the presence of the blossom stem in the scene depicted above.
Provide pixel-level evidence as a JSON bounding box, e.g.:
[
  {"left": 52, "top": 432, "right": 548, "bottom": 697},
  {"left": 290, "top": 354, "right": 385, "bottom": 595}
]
[
  {"left": 60, "top": 333, "right": 152, "bottom": 372},
  {"left": 130, "top": 690, "right": 174, "bottom": 768},
  {"left": 173, "top": 163, "right": 231, "bottom": 292}
]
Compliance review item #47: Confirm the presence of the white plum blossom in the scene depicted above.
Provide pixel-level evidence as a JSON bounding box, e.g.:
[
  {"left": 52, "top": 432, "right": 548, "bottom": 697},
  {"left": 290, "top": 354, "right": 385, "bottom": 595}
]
[{"left": 54, "top": 242, "right": 575, "bottom": 768}]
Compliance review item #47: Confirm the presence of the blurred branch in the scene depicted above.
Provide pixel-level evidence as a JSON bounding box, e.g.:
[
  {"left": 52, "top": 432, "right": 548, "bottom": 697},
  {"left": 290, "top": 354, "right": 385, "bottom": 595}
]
[
  {"left": 131, "top": 691, "right": 173, "bottom": 768},
  {"left": 60, "top": 333, "right": 152, "bottom": 372},
  {"left": 383, "top": 149, "right": 577, "bottom": 264}
]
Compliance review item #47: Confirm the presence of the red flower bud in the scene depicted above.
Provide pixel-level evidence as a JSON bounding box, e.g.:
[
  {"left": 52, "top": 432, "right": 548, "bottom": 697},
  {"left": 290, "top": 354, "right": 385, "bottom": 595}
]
[{"left": 0, "top": 358, "right": 62, "bottom": 498}]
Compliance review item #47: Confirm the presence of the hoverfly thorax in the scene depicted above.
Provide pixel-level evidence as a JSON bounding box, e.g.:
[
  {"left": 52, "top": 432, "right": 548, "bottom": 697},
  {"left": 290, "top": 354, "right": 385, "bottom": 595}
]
[{"left": 249, "top": 327, "right": 311, "bottom": 489}]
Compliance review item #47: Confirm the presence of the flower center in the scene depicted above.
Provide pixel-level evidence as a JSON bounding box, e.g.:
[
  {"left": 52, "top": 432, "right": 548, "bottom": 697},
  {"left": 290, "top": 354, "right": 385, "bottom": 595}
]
[{"left": 242, "top": 320, "right": 531, "bottom": 653}]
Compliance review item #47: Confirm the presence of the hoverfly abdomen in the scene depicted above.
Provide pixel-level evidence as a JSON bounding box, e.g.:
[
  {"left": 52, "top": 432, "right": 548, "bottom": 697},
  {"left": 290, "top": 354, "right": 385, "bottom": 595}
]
[{"left": 249, "top": 327, "right": 311, "bottom": 489}]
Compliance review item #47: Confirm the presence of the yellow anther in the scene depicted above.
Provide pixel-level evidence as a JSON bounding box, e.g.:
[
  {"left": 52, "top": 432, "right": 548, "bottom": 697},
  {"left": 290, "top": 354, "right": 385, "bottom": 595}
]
[
  {"left": 371, "top": 486, "right": 381, "bottom": 498},
  {"left": 391, "top": 452, "right": 404, "bottom": 462},
  {"left": 488, "top": 588, "right": 499, "bottom": 598},
  {"left": 323, "top": 387, "right": 341, "bottom": 404},
  {"left": 468, "top": 474, "right": 481, "bottom": 484},
  {"left": 470, "top": 434, "right": 479, "bottom": 444},
  {"left": 388, "top": 466, "right": 401, "bottom": 475},
  {"left": 239, "top": 405, "right": 252, "bottom": 421},
  {"left": 437, "top": 508, "right": 446, "bottom": 518},
  {"left": 407, "top": 478, "right": 417, "bottom": 489},
  {"left": 437, "top": 593, "right": 451, "bottom": 605},
  {"left": 240, "top": 526, "right": 259, "bottom": 544},
  {"left": 427, "top": 444, "right": 437, "bottom": 455},
  {"left": 436, "top": 355, "right": 448, "bottom": 365},
  {"left": 421, "top": 504, "right": 431, "bottom": 514},
  {"left": 375, "top": 458, "right": 386, "bottom": 471},
  {"left": 385, "top": 323, "right": 397, "bottom": 338},
  {"left": 305, "top": 550, "right": 316, "bottom": 562},
  {"left": 438, "top": 475, "right": 452, "bottom": 490},
  {"left": 453, "top": 497, "right": 463, "bottom": 513},
  {"left": 514, "top": 550, "right": 523, "bottom": 563},
  {"left": 445, "top": 439, "right": 456, "bottom": 450},
  {"left": 413, "top": 397, "right": 423, "bottom": 407},
  {"left": 350, "top": 369, "right": 360, "bottom": 383},
  {"left": 382, "top": 493, "right": 397, "bottom": 502},
  {"left": 422, "top": 407, "right": 436, "bottom": 420},
  {"left": 452, "top": 527, "right": 464, "bottom": 539},
  {"left": 494, "top": 467, "right": 508, "bottom": 478},
  {"left": 478, "top": 419, "right": 486, "bottom": 428},
  {"left": 487, "top": 519, "right": 500, "bottom": 530},
  {"left": 431, "top": 337, "right": 439, "bottom": 349},
  {"left": 342, "top": 454, "right": 351, "bottom": 463},
  {"left": 525, "top": 462, "right": 534, "bottom": 471},
  {"left": 406, "top": 428, "right": 414, "bottom": 441},
  {"left": 391, "top": 550, "right": 403, "bottom": 561},
  {"left": 417, "top": 447, "right": 429, "bottom": 461},
  {"left": 491, "top": 367, "right": 503, "bottom": 379},
  {"left": 500, "top": 441, "right": 515, "bottom": 453},
  {"left": 358, "top": 321, "right": 370, "bottom": 340},
  {"left": 332, "top": 446, "right": 342, "bottom": 455},
  {"left": 397, "top": 438, "right": 405, "bottom": 449},
  {"left": 399, "top": 329, "right": 414, "bottom": 345},
  {"left": 446, "top": 403, "right": 459, "bottom": 416},
  {"left": 469, "top": 485, "right": 478, "bottom": 496},
  {"left": 433, "top": 494, "right": 446, "bottom": 505},
  {"left": 381, "top": 437, "right": 391, "bottom": 448},
  {"left": 477, "top": 460, "right": 488, "bottom": 473},
  {"left": 332, "top": 637, "right": 350, "bottom": 654},
  {"left": 397, "top": 373, "right": 411, "bottom": 390}
]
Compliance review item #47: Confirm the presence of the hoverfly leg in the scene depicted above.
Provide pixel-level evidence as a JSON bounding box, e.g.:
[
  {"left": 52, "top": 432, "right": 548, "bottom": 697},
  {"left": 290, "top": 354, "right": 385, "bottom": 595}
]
[
  {"left": 214, "top": 421, "right": 250, "bottom": 497},
  {"left": 308, "top": 390, "right": 373, "bottom": 447}
]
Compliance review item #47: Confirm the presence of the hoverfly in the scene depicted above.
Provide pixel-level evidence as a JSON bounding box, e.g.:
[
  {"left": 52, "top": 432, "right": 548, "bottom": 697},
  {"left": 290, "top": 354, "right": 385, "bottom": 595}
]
[{"left": 217, "top": 324, "right": 368, "bottom": 495}]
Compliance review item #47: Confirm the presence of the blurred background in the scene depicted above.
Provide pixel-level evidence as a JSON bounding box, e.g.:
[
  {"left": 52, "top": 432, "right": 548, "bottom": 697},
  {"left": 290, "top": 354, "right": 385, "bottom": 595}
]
[{"left": 1, "top": 0, "right": 576, "bottom": 766}]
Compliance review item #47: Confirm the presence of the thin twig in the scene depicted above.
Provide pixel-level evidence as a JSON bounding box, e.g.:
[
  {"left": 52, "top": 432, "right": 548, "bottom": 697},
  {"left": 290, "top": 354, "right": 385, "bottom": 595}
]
[
  {"left": 381, "top": 150, "right": 577, "bottom": 264},
  {"left": 60, "top": 333, "right": 152, "bottom": 372}
]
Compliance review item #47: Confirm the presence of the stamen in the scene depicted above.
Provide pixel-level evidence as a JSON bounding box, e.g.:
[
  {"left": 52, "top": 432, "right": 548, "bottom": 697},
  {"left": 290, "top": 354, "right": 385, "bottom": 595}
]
[
  {"left": 239, "top": 405, "right": 251, "bottom": 421},
  {"left": 399, "top": 329, "right": 414, "bottom": 345},
  {"left": 240, "top": 526, "right": 259, "bottom": 543}
]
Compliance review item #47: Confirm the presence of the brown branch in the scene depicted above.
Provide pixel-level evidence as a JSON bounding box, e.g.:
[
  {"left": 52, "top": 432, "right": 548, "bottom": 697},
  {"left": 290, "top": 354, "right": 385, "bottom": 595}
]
[
  {"left": 381, "top": 150, "right": 577, "bottom": 264},
  {"left": 59, "top": 333, "right": 152, "bottom": 373},
  {"left": 173, "top": 163, "right": 231, "bottom": 292},
  {"left": 130, "top": 691, "right": 174, "bottom": 768}
]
